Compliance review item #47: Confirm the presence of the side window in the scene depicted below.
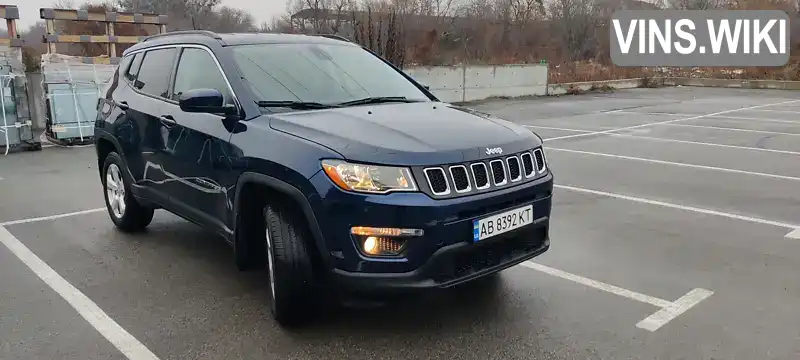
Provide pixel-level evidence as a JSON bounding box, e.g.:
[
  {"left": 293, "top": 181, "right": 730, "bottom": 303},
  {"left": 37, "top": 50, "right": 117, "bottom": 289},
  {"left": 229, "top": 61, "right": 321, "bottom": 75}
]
[
  {"left": 171, "top": 47, "right": 233, "bottom": 105},
  {"left": 134, "top": 47, "right": 177, "bottom": 98},
  {"left": 124, "top": 53, "right": 143, "bottom": 82}
]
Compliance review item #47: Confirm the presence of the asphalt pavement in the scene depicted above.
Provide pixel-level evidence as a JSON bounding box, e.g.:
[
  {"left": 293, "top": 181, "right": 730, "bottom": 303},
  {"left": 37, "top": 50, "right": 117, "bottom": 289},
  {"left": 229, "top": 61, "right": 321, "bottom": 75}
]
[{"left": 1, "top": 86, "right": 799, "bottom": 360}]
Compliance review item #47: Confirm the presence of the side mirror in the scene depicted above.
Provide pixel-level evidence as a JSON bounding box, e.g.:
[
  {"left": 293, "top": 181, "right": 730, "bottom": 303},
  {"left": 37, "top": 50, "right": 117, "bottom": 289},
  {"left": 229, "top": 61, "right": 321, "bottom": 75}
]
[
  {"left": 179, "top": 88, "right": 237, "bottom": 116},
  {"left": 422, "top": 84, "right": 431, "bottom": 91}
]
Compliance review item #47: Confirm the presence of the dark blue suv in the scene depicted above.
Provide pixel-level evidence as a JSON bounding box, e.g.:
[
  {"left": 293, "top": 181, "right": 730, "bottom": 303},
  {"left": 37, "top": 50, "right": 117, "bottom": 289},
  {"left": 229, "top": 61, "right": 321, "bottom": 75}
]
[{"left": 94, "top": 30, "right": 553, "bottom": 326}]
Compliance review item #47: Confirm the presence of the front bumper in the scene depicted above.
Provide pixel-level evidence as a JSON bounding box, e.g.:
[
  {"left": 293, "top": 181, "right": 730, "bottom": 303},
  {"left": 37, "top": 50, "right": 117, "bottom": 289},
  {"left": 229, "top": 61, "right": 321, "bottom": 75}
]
[
  {"left": 307, "top": 169, "right": 553, "bottom": 291},
  {"left": 333, "top": 218, "right": 549, "bottom": 292}
]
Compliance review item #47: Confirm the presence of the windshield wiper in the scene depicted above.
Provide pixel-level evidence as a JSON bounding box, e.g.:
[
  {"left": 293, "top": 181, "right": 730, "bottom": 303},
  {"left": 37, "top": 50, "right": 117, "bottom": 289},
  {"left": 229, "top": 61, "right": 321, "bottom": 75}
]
[
  {"left": 255, "top": 100, "right": 339, "bottom": 110},
  {"left": 336, "top": 96, "right": 421, "bottom": 107}
]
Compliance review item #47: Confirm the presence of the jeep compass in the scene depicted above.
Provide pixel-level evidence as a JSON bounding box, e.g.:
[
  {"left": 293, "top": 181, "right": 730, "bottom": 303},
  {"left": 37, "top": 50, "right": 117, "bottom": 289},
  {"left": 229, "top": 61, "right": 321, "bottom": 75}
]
[{"left": 94, "top": 30, "right": 553, "bottom": 326}]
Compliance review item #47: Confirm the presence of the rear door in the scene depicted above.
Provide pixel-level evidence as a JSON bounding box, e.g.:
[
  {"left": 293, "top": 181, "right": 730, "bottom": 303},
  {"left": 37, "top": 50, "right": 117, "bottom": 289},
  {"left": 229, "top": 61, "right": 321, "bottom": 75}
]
[
  {"left": 124, "top": 47, "right": 180, "bottom": 202},
  {"left": 158, "top": 46, "right": 241, "bottom": 234}
]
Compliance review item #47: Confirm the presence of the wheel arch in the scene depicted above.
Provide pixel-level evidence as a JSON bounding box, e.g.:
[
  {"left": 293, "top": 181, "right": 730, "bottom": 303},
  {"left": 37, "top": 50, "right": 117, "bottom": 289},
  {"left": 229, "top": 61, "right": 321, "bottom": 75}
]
[
  {"left": 94, "top": 132, "right": 120, "bottom": 178},
  {"left": 233, "top": 171, "right": 332, "bottom": 272}
]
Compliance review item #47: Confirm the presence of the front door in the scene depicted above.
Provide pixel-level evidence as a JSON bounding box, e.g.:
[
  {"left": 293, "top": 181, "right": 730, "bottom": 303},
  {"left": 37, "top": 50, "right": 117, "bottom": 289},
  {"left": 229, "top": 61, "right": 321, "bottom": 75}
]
[{"left": 159, "top": 46, "right": 240, "bottom": 235}]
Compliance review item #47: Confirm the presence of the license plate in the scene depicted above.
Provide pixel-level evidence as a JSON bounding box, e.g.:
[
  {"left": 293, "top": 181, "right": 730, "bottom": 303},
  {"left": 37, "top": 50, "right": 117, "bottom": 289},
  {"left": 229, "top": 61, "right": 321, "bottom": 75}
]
[{"left": 472, "top": 204, "right": 533, "bottom": 242}]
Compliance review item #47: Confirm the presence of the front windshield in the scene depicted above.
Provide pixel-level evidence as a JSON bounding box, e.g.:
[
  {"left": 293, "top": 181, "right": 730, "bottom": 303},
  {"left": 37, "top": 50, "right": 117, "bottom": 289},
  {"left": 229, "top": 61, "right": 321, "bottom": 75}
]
[{"left": 229, "top": 42, "right": 431, "bottom": 105}]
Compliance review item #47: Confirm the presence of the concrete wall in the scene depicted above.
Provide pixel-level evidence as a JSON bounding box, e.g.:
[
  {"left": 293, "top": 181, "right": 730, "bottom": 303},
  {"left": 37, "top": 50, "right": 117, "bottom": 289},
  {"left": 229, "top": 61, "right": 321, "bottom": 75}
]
[
  {"left": 547, "top": 78, "right": 645, "bottom": 95},
  {"left": 405, "top": 64, "right": 548, "bottom": 103},
  {"left": 663, "top": 77, "right": 800, "bottom": 90}
]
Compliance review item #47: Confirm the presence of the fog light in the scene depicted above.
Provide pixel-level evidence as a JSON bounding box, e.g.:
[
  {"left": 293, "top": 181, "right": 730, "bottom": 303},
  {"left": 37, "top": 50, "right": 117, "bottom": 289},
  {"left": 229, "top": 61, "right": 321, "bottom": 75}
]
[
  {"left": 352, "top": 226, "right": 422, "bottom": 257},
  {"left": 360, "top": 236, "right": 405, "bottom": 256},
  {"left": 363, "top": 236, "right": 378, "bottom": 254}
]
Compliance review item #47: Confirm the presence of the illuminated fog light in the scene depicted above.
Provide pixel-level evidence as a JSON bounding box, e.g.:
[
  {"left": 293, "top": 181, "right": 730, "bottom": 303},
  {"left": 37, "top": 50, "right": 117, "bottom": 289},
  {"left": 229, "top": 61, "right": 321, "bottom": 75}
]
[
  {"left": 359, "top": 236, "right": 407, "bottom": 256},
  {"left": 363, "top": 236, "right": 379, "bottom": 255}
]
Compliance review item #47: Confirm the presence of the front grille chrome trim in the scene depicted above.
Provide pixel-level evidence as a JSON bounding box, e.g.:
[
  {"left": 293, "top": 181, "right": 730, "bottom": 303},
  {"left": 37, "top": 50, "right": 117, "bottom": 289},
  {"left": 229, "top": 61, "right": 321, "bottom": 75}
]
[
  {"left": 470, "top": 162, "right": 491, "bottom": 190},
  {"left": 520, "top": 152, "right": 536, "bottom": 178},
  {"left": 489, "top": 159, "right": 507, "bottom": 186},
  {"left": 448, "top": 165, "right": 472, "bottom": 193},
  {"left": 423, "top": 167, "right": 451, "bottom": 196},
  {"left": 533, "top": 148, "right": 547, "bottom": 173},
  {"left": 422, "top": 148, "right": 544, "bottom": 197},
  {"left": 506, "top": 155, "right": 522, "bottom": 182}
]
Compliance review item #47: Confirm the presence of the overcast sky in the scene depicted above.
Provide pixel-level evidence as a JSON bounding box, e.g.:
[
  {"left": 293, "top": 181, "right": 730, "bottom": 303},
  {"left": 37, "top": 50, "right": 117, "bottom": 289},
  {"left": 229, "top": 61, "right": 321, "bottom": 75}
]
[{"left": 14, "top": 0, "right": 288, "bottom": 30}]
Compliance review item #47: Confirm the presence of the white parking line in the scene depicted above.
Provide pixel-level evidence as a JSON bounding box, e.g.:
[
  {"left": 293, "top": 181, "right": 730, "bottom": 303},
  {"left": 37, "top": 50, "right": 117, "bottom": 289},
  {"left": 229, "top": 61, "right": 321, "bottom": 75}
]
[
  {"left": 609, "top": 111, "right": 800, "bottom": 124},
  {"left": 524, "top": 125, "right": 595, "bottom": 133},
  {"left": 0, "top": 208, "right": 106, "bottom": 227},
  {"left": 521, "top": 262, "right": 713, "bottom": 332},
  {"left": 543, "top": 99, "right": 800, "bottom": 142},
  {"left": 530, "top": 123, "right": 800, "bottom": 156},
  {"left": 786, "top": 229, "right": 800, "bottom": 240},
  {"left": 531, "top": 122, "right": 800, "bottom": 137},
  {"left": 704, "top": 116, "right": 800, "bottom": 125},
  {"left": 0, "top": 226, "right": 160, "bottom": 360},
  {"left": 636, "top": 288, "right": 714, "bottom": 332},
  {"left": 660, "top": 123, "right": 800, "bottom": 136},
  {"left": 554, "top": 184, "right": 800, "bottom": 238},
  {"left": 749, "top": 109, "right": 800, "bottom": 114},
  {"left": 548, "top": 147, "right": 800, "bottom": 181},
  {"left": 608, "top": 133, "right": 800, "bottom": 156}
]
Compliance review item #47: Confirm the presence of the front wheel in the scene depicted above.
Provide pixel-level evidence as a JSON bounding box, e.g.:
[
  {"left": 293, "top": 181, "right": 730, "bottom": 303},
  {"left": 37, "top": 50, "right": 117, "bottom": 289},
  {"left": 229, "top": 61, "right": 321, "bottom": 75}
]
[
  {"left": 263, "top": 201, "right": 317, "bottom": 326},
  {"left": 102, "top": 152, "right": 154, "bottom": 232}
]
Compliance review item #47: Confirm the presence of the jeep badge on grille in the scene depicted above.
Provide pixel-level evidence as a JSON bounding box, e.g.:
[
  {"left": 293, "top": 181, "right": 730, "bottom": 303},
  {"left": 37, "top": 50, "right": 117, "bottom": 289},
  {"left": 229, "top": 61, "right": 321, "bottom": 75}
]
[{"left": 485, "top": 147, "right": 503, "bottom": 155}]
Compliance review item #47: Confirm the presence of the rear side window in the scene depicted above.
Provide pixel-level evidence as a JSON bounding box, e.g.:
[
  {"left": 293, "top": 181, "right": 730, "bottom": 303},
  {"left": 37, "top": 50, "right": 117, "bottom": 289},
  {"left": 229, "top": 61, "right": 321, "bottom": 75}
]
[
  {"left": 133, "top": 47, "right": 177, "bottom": 98},
  {"left": 171, "top": 47, "right": 233, "bottom": 105},
  {"left": 124, "top": 53, "right": 143, "bottom": 82}
]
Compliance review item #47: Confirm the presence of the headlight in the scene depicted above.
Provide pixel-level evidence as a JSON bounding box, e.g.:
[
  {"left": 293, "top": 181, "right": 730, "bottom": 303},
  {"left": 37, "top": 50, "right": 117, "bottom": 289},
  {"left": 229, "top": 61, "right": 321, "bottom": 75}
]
[{"left": 321, "top": 159, "right": 418, "bottom": 194}]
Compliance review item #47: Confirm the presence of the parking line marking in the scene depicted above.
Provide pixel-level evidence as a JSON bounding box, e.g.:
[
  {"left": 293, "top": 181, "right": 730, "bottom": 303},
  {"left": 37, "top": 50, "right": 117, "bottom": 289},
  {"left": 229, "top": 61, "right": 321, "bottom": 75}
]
[
  {"left": 609, "top": 133, "right": 800, "bottom": 156},
  {"left": 554, "top": 184, "right": 799, "bottom": 230},
  {"left": 523, "top": 124, "right": 800, "bottom": 155},
  {"left": 548, "top": 147, "right": 800, "bottom": 181},
  {"left": 523, "top": 125, "right": 595, "bottom": 133},
  {"left": 0, "top": 208, "right": 106, "bottom": 227},
  {"left": 636, "top": 288, "right": 714, "bottom": 332},
  {"left": 660, "top": 123, "right": 800, "bottom": 136},
  {"left": 0, "top": 226, "right": 160, "bottom": 360},
  {"left": 749, "top": 109, "right": 800, "bottom": 114},
  {"left": 786, "top": 229, "right": 800, "bottom": 239},
  {"left": 521, "top": 262, "right": 714, "bottom": 331},
  {"left": 610, "top": 111, "right": 800, "bottom": 124},
  {"left": 521, "top": 262, "right": 673, "bottom": 307},
  {"left": 706, "top": 116, "right": 800, "bottom": 125},
  {"left": 543, "top": 99, "right": 800, "bottom": 142}
]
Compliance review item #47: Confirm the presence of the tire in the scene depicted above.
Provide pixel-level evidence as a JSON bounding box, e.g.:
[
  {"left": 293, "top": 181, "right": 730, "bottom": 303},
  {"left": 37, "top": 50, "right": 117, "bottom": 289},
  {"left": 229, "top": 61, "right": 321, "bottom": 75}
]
[
  {"left": 263, "top": 201, "right": 317, "bottom": 327},
  {"left": 102, "top": 151, "right": 154, "bottom": 232}
]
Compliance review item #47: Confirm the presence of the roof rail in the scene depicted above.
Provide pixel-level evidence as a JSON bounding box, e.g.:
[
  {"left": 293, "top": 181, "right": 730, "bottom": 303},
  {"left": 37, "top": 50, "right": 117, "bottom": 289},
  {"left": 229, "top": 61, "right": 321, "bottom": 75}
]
[
  {"left": 143, "top": 30, "right": 222, "bottom": 42},
  {"left": 317, "top": 34, "right": 351, "bottom": 42}
]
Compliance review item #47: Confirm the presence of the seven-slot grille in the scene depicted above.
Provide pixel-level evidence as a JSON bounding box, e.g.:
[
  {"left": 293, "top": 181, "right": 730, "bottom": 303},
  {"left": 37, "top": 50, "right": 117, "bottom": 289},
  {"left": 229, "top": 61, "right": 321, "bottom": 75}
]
[{"left": 422, "top": 148, "right": 547, "bottom": 196}]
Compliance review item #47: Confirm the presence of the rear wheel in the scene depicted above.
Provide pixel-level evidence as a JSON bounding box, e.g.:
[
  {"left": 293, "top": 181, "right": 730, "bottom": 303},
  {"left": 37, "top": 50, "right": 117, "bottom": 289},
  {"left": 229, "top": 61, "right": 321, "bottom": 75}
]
[
  {"left": 263, "top": 201, "right": 317, "bottom": 326},
  {"left": 102, "top": 152, "right": 154, "bottom": 232}
]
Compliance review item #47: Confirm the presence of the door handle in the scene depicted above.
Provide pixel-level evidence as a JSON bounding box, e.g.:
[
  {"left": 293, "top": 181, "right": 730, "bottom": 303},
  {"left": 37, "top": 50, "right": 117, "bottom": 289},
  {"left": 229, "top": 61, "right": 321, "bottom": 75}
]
[
  {"left": 115, "top": 101, "right": 129, "bottom": 110},
  {"left": 159, "top": 115, "right": 177, "bottom": 126}
]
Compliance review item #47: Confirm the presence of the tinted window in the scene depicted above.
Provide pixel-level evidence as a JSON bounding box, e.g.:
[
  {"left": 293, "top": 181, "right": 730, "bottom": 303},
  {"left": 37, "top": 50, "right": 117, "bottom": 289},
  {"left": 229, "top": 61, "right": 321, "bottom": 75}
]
[
  {"left": 134, "top": 47, "right": 177, "bottom": 98},
  {"left": 124, "top": 53, "right": 143, "bottom": 82},
  {"left": 172, "top": 47, "right": 233, "bottom": 105},
  {"left": 230, "top": 43, "right": 429, "bottom": 105}
]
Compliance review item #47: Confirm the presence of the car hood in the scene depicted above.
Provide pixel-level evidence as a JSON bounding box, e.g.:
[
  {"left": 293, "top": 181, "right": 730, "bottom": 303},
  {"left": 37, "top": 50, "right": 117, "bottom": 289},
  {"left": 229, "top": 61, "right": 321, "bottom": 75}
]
[{"left": 266, "top": 102, "right": 541, "bottom": 165}]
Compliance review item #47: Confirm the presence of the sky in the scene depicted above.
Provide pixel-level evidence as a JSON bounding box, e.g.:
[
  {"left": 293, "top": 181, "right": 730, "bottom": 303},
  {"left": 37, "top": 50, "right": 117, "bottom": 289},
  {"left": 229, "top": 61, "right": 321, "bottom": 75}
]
[{"left": 13, "top": 0, "right": 288, "bottom": 31}]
